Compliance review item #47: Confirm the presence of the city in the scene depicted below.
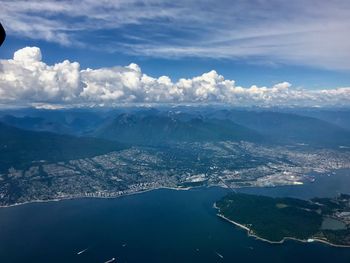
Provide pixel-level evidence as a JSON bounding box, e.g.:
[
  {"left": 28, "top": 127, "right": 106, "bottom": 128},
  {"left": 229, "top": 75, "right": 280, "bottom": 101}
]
[{"left": 1, "top": 141, "right": 349, "bottom": 206}]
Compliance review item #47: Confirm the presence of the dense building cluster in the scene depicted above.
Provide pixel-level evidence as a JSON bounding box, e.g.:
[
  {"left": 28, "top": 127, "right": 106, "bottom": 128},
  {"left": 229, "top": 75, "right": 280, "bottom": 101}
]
[{"left": 1, "top": 142, "right": 350, "bottom": 206}]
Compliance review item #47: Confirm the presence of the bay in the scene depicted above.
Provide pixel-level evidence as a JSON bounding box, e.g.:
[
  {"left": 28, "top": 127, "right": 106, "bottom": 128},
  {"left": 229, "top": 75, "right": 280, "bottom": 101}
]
[{"left": 0, "top": 169, "right": 349, "bottom": 262}]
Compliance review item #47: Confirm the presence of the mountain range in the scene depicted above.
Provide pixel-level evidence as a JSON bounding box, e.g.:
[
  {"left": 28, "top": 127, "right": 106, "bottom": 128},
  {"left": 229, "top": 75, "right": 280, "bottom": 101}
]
[{"left": 1, "top": 107, "right": 349, "bottom": 172}]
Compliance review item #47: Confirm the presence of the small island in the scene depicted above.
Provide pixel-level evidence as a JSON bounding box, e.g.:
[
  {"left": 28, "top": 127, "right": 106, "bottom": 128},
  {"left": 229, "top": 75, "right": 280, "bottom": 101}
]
[{"left": 215, "top": 193, "right": 350, "bottom": 247}]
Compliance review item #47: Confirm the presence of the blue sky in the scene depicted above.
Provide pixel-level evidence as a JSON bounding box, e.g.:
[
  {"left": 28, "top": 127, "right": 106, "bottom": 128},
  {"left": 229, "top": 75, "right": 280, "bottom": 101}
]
[
  {"left": 2, "top": 34, "right": 350, "bottom": 89},
  {"left": 0, "top": 0, "right": 349, "bottom": 107}
]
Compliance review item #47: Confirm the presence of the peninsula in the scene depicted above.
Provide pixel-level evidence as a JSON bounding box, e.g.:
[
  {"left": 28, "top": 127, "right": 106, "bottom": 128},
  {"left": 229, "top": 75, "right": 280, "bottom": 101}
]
[{"left": 215, "top": 193, "right": 350, "bottom": 246}]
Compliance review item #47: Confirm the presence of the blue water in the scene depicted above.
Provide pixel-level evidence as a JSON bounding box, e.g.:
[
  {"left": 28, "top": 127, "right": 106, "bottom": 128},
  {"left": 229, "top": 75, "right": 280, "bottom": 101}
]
[{"left": 0, "top": 170, "right": 350, "bottom": 263}]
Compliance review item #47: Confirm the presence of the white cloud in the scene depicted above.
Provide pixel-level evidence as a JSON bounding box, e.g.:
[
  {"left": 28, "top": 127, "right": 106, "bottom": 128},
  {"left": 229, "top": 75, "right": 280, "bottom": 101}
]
[
  {"left": 13, "top": 46, "right": 42, "bottom": 62},
  {"left": 0, "top": 47, "right": 349, "bottom": 108},
  {"left": 0, "top": 47, "right": 82, "bottom": 103}
]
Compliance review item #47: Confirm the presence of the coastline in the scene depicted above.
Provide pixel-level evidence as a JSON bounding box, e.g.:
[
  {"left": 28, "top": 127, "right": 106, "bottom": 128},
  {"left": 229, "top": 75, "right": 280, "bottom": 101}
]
[
  {"left": 213, "top": 203, "right": 350, "bottom": 248},
  {"left": 3, "top": 167, "right": 347, "bottom": 209},
  {"left": 0, "top": 186, "right": 195, "bottom": 209}
]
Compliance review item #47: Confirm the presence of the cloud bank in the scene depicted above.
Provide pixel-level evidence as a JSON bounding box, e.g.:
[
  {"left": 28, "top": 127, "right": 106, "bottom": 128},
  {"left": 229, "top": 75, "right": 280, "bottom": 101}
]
[
  {"left": 0, "top": 47, "right": 349, "bottom": 108},
  {"left": 1, "top": 0, "right": 350, "bottom": 70}
]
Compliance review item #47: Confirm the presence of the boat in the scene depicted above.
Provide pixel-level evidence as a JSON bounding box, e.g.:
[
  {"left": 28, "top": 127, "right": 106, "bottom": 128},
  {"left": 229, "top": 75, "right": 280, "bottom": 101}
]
[
  {"left": 215, "top": 252, "right": 224, "bottom": 259},
  {"left": 104, "top": 257, "right": 116, "bottom": 263},
  {"left": 77, "top": 248, "right": 88, "bottom": 255}
]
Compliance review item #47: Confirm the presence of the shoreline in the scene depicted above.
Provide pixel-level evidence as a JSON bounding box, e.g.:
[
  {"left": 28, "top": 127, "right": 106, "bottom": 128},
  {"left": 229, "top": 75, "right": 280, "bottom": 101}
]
[
  {"left": 213, "top": 203, "right": 350, "bottom": 248},
  {"left": 2, "top": 167, "right": 347, "bottom": 209},
  {"left": 0, "top": 186, "right": 195, "bottom": 209},
  {"left": 1, "top": 178, "right": 306, "bottom": 209}
]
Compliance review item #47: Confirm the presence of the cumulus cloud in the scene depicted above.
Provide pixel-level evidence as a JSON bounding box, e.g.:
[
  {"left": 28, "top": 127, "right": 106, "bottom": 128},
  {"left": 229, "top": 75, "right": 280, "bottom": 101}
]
[
  {"left": 0, "top": 47, "right": 82, "bottom": 103},
  {"left": 0, "top": 47, "right": 349, "bottom": 108}
]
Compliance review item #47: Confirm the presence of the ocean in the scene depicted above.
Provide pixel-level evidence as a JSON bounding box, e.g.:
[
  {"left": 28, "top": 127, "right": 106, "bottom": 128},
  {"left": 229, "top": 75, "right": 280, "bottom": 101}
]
[{"left": 0, "top": 170, "right": 350, "bottom": 263}]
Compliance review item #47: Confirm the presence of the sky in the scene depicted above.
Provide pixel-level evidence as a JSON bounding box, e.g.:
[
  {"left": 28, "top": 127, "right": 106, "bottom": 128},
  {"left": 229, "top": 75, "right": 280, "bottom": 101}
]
[{"left": 0, "top": 0, "right": 349, "bottom": 108}]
